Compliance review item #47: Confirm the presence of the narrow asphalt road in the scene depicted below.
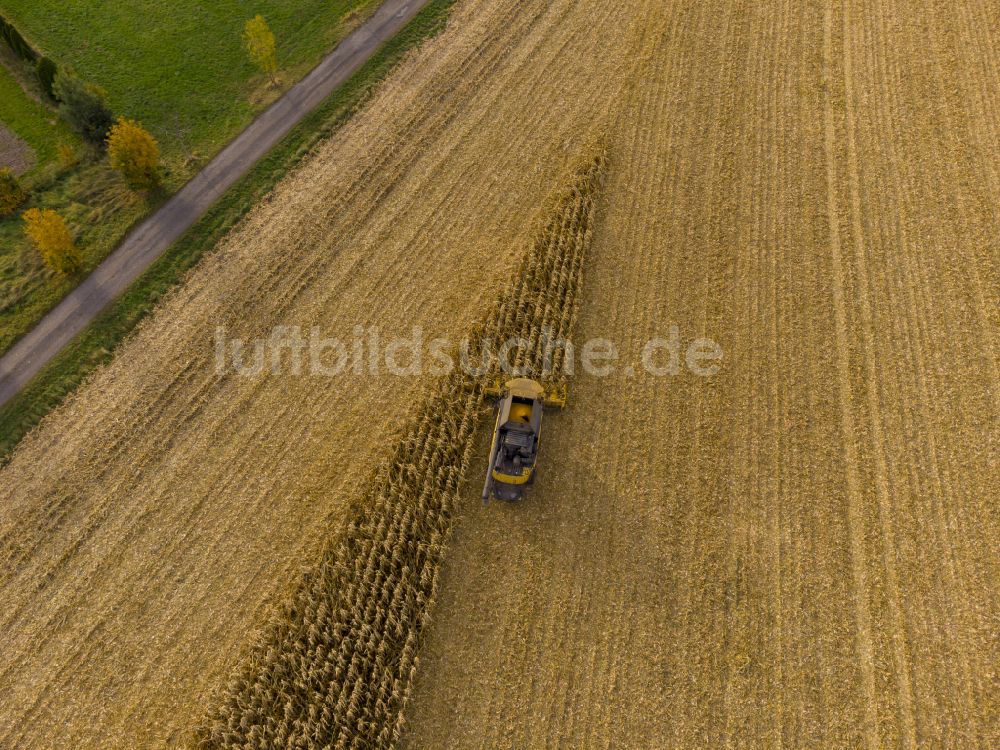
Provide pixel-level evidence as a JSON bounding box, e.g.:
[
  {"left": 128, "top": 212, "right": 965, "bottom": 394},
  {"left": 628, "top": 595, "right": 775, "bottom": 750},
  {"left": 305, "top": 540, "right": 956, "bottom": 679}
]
[{"left": 0, "top": 0, "right": 430, "bottom": 409}]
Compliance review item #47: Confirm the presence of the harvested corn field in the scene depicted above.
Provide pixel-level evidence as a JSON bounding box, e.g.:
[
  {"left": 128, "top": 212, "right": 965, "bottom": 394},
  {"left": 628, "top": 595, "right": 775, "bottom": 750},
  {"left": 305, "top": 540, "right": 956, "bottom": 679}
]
[
  {"left": 196, "top": 152, "right": 605, "bottom": 749},
  {"left": 2, "top": 1, "right": 999, "bottom": 749}
]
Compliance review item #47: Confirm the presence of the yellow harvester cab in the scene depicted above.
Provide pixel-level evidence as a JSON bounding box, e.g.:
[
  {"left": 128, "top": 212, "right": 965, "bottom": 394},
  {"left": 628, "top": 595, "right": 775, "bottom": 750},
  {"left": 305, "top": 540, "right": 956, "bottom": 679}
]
[{"left": 481, "top": 378, "right": 564, "bottom": 503}]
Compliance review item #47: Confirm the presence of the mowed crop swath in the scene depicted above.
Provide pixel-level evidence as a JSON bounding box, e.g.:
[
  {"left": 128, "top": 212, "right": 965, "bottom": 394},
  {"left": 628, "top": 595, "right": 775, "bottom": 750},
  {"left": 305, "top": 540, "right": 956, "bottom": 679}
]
[
  {"left": 403, "top": 0, "right": 998, "bottom": 748},
  {"left": 0, "top": 1, "right": 641, "bottom": 747}
]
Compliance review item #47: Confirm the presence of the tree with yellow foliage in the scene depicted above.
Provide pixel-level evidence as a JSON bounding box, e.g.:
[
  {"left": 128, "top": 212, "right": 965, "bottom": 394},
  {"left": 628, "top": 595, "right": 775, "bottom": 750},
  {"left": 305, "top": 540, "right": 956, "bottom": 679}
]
[
  {"left": 22, "top": 208, "right": 82, "bottom": 275},
  {"left": 244, "top": 15, "right": 278, "bottom": 84},
  {"left": 106, "top": 116, "right": 160, "bottom": 189}
]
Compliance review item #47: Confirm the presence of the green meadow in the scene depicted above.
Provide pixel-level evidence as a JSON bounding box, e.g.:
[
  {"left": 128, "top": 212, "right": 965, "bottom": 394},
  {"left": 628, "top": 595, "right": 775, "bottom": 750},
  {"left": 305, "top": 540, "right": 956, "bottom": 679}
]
[{"left": 0, "top": 0, "right": 379, "bottom": 170}]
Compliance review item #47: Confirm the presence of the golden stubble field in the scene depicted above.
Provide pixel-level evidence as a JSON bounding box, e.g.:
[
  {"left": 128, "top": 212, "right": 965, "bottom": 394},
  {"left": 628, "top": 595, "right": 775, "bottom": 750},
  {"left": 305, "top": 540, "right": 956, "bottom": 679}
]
[{"left": 1, "top": 0, "right": 997, "bottom": 748}]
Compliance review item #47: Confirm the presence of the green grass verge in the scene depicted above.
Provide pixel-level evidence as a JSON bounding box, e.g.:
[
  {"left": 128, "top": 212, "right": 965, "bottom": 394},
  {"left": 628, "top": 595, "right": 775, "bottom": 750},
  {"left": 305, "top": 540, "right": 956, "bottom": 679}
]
[
  {"left": 0, "top": 58, "right": 76, "bottom": 172},
  {"left": 0, "top": 160, "right": 153, "bottom": 354},
  {"left": 0, "top": 0, "right": 456, "bottom": 463}
]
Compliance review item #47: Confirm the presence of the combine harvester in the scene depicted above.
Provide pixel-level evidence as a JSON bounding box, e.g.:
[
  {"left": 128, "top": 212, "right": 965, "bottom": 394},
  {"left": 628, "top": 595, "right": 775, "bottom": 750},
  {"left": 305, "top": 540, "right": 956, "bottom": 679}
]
[{"left": 481, "top": 377, "right": 566, "bottom": 503}]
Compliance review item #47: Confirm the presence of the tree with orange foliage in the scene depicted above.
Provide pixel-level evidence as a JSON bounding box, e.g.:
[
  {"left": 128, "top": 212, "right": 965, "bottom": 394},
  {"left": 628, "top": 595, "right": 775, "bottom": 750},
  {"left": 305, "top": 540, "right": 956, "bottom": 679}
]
[
  {"left": 106, "top": 116, "right": 160, "bottom": 188},
  {"left": 22, "top": 208, "right": 81, "bottom": 275}
]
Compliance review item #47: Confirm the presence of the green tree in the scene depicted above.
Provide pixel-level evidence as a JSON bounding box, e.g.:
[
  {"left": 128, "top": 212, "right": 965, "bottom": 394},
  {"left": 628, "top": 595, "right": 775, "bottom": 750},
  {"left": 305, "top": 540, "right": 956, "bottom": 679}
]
[
  {"left": 106, "top": 116, "right": 160, "bottom": 188},
  {"left": 22, "top": 208, "right": 81, "bottom": 275},
  {"left": 36, "top": 56, "right": 58, "bottom": 99},
  {"left": 53, "top": 71, "right": 114, "bottom": 144},
  {"left": 0, "top": 168, "right": 27, "bottom": 216},
  {"left": 243, "top": 15, "right": 277, "bottom": 84},
  {"left": 0, "top": 16, "right": 37, "bottom": 62}
]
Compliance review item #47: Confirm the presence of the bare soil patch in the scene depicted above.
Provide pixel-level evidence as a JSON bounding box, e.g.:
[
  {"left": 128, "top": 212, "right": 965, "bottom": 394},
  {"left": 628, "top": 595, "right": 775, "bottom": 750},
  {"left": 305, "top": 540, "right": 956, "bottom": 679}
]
[{"left": 0, "top": 122, "right": 35, "bottom": 174}]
